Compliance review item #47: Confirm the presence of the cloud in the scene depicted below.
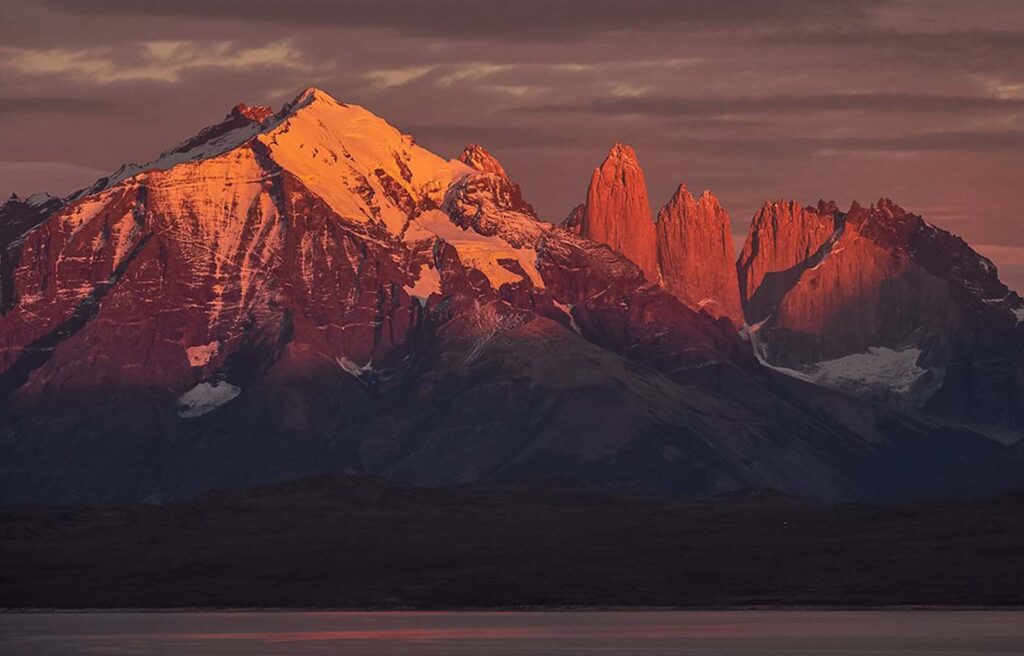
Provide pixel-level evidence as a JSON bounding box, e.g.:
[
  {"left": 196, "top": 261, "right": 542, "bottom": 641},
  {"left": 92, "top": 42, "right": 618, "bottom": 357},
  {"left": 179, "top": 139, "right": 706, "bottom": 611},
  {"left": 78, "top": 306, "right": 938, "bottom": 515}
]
[
  {"left": 364, "top": 66, "right": 436, "bottom": 89},
  {"left": 39, "top": 0, "right": 889, "bottom": 41},
  {"left": 514, "top": 92, "right": 1024, "bottom": 117},
  {"left": 656, "top": 131, "right": 1024, "bottom": 156},
  {"left": 751, "top": 28, "right": 1024, "bottom": 77},
  {"left": 0, "top": 40, "right": 314, "bottom": 84},
  {"left": 0, "top": 97, "right": 115, "bottom": 115}
]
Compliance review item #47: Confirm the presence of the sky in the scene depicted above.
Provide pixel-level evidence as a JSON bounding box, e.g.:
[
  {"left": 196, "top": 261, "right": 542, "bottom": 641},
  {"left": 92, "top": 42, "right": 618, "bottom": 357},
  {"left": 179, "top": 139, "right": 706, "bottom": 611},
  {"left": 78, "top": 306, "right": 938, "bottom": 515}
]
[{"left": 3, "top": 0, "right": 1024, "bottom": 290}]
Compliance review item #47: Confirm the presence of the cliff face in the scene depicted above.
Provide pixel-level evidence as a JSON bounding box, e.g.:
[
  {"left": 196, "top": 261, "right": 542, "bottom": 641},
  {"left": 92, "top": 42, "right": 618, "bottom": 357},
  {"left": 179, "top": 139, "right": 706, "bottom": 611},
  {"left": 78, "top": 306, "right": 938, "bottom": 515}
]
[
  {"left": 737, "top": 198, "right": 1019, "bottom": 364},
  {"left": 736, "top": 199, "right": 842, "bottom": 326},
  {"left": 656, "top": 185, "right": 743, "bottom": 326},
  {"left": 579, "top": 143, "right": 661, "bottom": 283},
  {"left": 575, "top": 145, "right": 742, "bottom": 325},
  {"left": 738, "top": 197, "right": 1024, "bottom": 429}
]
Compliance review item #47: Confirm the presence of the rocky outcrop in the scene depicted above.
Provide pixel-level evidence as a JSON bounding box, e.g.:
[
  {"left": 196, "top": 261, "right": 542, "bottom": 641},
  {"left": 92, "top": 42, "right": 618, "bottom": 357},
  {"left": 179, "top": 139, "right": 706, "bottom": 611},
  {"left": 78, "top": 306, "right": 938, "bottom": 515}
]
[
  {"left": 458, "top": 144, "right": 508, "bottom": 177},
  {"left": 561, "top": 204, "right": 585, "bottom": 235},
  {"left": 736, "top": 199, "right": 842, "bottom": 326},
  {"left": 580, "top": 144, "right": 660, "bottom": 282},
  {"left": 738, "top": 197, "right": 1024, "bottom": 428},
  {"left": 575, "top": 146, "right": 742, "bottom": 324},
  {"left": 656, "top": 185, "right": 743, "bottom": 326}
]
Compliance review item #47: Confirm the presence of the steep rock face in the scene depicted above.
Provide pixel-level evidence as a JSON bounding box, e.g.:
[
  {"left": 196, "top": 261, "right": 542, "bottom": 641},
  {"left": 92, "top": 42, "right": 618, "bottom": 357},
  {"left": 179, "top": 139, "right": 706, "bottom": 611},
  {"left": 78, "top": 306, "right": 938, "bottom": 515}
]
[
  {"left": 458, "top": 144, "right": 507, "bottom": 177},
  {"left": 656, "top": 185, "right": 743, "bottom": 326},
  {"left": 736, "top": 199, "right": 841, "bottom": 325},
  {"left": 739, "top": 197, "right": 1024, "bottom": 428},
  {"left": 576, "top": 147, "right": 742, "bottom": 325},
  {"left": 561, "top": 204, "right": 585, "bottom": 235},
  {"left": 446, "top": 144, "right": 539, "bottom": 240},
  {"left": 756, "top": 201, "right": 951, "bottom": 364},
  {"left": 580, "top": 144, "right": 660, "bottom": 282}
]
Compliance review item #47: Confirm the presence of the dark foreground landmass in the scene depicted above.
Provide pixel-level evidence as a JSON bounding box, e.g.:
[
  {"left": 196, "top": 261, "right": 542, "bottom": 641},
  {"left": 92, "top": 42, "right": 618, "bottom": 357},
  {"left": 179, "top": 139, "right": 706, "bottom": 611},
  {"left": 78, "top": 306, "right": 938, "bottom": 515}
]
[{"left": 1, "top": 476, "right": 1022, "bottom": 609}]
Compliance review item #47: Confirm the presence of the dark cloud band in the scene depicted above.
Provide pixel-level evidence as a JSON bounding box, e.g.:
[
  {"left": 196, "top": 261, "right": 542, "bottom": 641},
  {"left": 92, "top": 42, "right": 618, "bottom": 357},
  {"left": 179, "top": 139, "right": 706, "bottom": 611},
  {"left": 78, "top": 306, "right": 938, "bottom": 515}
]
[
  {"left": 515, "top": 93, "right": 1024, "bottom": 117},
  {"left": 40, "top": 0, "right": 887, "bottom": 40},
  {"left": 0, "top": 97, "right": 116, "bottom": 115}
]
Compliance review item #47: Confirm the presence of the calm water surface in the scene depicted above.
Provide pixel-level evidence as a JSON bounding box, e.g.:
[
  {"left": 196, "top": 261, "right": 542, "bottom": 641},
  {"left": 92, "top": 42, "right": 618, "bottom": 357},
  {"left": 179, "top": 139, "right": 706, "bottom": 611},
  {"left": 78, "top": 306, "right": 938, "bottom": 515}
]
[{"left": 1, "top": 610, "right": 1022, "bottom": 655}]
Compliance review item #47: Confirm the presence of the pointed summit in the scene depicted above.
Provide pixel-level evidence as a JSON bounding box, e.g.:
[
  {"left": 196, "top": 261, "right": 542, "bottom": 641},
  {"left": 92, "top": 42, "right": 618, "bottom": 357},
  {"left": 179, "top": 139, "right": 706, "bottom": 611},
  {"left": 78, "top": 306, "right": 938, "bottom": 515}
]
[
  {"left": 655, "top": 184, "right": 742, "bottom": 326},
  {"left": 459, "top": 144, "right": 508, "bottom": 178},
  {"left": 286, "top": 86, "right": 342, "bottom": 111},
  {"left": 229, "top": 102, "right": 273, "bottom": 123},
  {"left": 580, "top": 143, "right": 660, "bottom": 281}
]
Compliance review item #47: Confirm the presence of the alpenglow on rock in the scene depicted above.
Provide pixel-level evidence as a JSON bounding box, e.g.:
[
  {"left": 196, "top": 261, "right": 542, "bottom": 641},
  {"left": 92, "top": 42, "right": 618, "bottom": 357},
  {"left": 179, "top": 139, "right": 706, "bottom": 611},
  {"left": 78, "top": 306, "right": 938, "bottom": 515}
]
[
  {"left": 573, "top": 144, "right": 743, "bottom": 325},
  {"left": 1, "top": 86, "right": 1021, "bottom": 505},
  {"left": 656, "top": 184, "right": 743, "bottom": 327},
  {"left": 738, "top": 197, "right": 1024, "bottom": 428},
  {"left": 579, "top": 143, "right": 661, "bottom": 283}
]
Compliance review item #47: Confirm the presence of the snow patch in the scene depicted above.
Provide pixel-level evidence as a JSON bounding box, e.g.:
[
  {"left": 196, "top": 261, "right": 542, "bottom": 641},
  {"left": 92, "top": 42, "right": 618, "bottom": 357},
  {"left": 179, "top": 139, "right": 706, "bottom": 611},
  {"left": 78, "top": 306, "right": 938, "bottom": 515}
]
[
  {"left": 93, "top": 124, "right": 263, "bottom": 194},
  {"left": 177, "top": 381, "right": 241, "bottom": 418},
  {"left": 553, "top": 300, "right": 580, "bottom": 334},
  {"left": 258, "top": 93, "right": 471, "bottom": 233},
  {"left": 337, "top": 356, "right": 374, "bottom": 378},
  {"left": 407, "top": 210, "right": 544, "bottom": 289},
  {"left": 62, "top": 192, "right": 114, "bottom": 236},
  {"left": 25, "top": 192, "right": 56, "bottom": 206},
  {"left": 767, "top": 347, "right": 929, "bottom": 395},
  {"left": 185, "top": 341, "right": 220, "bottom": 367},
  {"left": 404, "top": 263, "right": 442, "bottom": 305}
]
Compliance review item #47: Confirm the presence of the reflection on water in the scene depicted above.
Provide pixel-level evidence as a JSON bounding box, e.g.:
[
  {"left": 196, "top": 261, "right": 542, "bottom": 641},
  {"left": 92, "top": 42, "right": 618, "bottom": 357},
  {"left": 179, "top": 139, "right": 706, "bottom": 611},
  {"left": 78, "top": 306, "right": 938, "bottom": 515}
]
[{"left": 1, "top": 610, "right": 1023, "bottom": 655}]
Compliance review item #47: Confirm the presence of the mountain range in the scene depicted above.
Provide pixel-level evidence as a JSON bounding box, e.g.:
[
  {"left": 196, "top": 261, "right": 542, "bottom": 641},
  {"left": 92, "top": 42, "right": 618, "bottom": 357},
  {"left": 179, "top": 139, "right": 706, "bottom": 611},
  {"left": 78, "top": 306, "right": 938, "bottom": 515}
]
[{"left": 1, "top": 87, "right": 1022, "bottom": 505}]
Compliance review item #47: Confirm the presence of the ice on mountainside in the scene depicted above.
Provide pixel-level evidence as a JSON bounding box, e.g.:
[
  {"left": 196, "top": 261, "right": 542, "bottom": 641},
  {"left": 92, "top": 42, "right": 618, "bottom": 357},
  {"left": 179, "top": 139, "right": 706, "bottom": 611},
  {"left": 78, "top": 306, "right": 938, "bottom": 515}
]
[{"left": 177, "top": 381, "right": 242, "bottom": 418}]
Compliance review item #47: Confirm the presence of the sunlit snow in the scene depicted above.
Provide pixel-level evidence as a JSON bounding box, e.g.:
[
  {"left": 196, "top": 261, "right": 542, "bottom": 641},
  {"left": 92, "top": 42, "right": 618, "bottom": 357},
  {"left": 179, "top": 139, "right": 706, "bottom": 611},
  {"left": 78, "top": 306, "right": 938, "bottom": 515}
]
[
  {"left": 337, "top": 356, "right": 374, "bottom": 378},
  {"left": 257, "top": 88, "right": 471, "bottom": 234},
  {"left": 404, "top": 263, "right": 442, "bottom": 305},
  {"left": 185, "top": 341, "right": 220, "bottom": 367},
  {"left": 407, "top": 209, "right": 543, "bottom": 289}
]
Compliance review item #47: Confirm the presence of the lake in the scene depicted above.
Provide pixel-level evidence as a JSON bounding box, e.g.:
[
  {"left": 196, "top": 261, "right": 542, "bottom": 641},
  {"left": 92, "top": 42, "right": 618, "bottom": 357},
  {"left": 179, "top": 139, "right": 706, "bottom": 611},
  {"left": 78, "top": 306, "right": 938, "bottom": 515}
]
[{"left": 1, "top": 610, "right": 1022, "bottom": 655}]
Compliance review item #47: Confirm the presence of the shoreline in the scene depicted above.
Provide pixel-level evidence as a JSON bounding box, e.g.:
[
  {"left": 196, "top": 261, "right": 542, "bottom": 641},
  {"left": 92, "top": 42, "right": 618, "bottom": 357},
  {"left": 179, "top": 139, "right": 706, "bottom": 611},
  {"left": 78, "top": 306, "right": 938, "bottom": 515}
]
[{"left": 5, "top": 605, "right": 1024, "bottom": 614}]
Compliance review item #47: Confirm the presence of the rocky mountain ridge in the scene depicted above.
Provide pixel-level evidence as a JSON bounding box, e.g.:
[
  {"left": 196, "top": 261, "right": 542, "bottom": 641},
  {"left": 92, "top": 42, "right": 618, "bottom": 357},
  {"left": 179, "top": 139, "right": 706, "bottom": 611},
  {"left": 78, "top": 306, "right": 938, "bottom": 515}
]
[{"left": 0, "top": 87, "right": 1020, "bottom": 505}]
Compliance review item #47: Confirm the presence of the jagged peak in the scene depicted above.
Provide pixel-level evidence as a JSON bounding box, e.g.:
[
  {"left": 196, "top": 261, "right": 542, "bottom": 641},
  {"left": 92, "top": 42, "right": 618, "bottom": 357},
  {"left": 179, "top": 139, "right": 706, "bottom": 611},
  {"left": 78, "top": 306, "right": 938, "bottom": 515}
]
[
  {"left": 591, "top": 143, "right": 647, "bottom": 193},
  {"left": 697, "top": 189, "right": 724, "bottom": 212},
  {"left": 816, "top": 199, "right": 840, "bottom": 216},
  {"left": 870, "top": 197, "right": 914, "bottom": 222},
  {"left": 674, "top": 183, "right": 695, "bottom": 200},
  {"left": 754, "top": 198, "right": 803, "bottom": 218},
  {"left": 25, "top": 192, "right": 56, "bottom": 207},
  {"left": 459, "top": 144, "right": 508, "bottom": 178},
  {"left": 229, "top": 102, "right": 273, "bottom": 123},
  {"left": 286, "top": 86, "right": 342, "bottom": 112},
  {"left": 601, "top": 142, "right": 641, "bottom": 169},
  {"left": 658, "top": 184, "right": 697, "bottom": 219}
]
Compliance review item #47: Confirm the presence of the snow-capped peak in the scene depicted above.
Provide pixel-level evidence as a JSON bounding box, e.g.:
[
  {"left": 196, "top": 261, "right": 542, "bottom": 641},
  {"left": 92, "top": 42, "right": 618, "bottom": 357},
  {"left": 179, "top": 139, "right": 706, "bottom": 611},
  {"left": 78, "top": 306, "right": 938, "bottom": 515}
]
[
  {"left": 256, "top": 87, "right": 472, "bottom": 233},
  {"left": 288, "top": 86, "right": 338, "bottom": 110},
  {"left": 66, "top": 87, "right": 474, "bottom": 235},
  {"left": 459, "top": 144, "right": 508, "bottom": 178},
  {"left": 25, "top": 192, "right": 57, "bottom": 207}
]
